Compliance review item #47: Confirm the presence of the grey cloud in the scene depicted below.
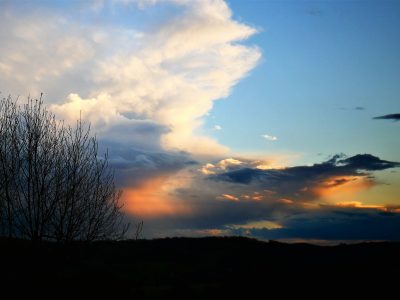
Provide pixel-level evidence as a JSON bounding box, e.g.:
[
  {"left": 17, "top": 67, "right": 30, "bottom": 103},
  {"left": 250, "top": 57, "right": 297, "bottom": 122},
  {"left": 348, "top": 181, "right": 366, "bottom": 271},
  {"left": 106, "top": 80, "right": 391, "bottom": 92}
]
[
  {"left": 373, "top": 114, "right": 400, "bottom": 121},
  {"left": 104, "top": 143, "right": 197, "bottom": 187},
  {"left": 98, "top": 119, "right": 170, "bottom": 150},
  {"left": 122, "top": 153, "right": 400, "bottom": 242},
  {"left": 140, "top": 154, "right": 399, "bottom": 233},
  {"left": 240, "top": 208, "right": 400, "bottom": 241},
  {"left": 135, "top": 192, "right": 400, "bottom": 242},
  {"left": 95, "top": 117, "right": 197, "bottom": 187},
  {"left": 209, "top": 154, "right": 399, "bottom": 200}
]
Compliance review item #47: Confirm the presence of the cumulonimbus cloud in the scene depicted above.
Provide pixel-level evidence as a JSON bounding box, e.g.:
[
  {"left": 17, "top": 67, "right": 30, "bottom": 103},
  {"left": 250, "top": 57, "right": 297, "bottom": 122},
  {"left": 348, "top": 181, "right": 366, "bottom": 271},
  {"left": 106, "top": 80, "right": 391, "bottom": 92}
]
[
  {"left": 0, "top": 0, "right": 261, "bottom": 157},
  {"left": 0, "top": 0, "right": 262, "bottom": 200}
]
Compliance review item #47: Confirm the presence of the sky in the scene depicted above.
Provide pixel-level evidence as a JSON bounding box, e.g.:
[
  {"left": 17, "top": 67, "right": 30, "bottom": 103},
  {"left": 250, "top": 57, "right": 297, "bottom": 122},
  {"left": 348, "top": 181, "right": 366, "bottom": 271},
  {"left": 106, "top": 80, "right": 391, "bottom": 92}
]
[{"left": 0, "top": 0, "right": 399, "bottom": 243}]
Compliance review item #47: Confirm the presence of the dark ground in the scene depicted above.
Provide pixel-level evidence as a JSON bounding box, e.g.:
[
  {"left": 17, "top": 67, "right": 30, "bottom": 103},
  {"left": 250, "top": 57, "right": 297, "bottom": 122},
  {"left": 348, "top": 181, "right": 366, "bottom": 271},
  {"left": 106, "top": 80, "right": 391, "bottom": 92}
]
[{"left": 1, "top": 237, "right": 399, "bottom": 298}]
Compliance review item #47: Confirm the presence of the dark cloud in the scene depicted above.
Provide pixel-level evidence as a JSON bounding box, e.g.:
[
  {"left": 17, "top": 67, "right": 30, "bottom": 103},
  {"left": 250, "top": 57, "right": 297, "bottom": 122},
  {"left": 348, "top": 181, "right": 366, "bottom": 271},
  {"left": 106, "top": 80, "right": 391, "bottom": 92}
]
[
  {"left": 238, "top": 208, "right": 400, "bottom": 241},
  {"left": 98, "top": 119, "right": 170, "bottom": 151},
  {"left": 132, "top": 193, "right": 301, "bottom": 238},
  {"left": 106, "top": 144, "right": 197, "bottom": 187},
  {"left": 211, "top": 154, "right": 399, "bottom": 184},
  {"left": 139, "top": 196, "right": 400, "bottom": 241},
  {"left": 339, "top": 106, "right": 366, "bottom": 111},
  {"left": 373, "top": 113, "right": 400, "bottom": 121},
  {"left": 111, "top": 148, "right": 399, "bottom": 242},
  {"left": 209, "top": 154, "right": 399, "bottom": 200},
  {"left": 123, "top": 153, "right": 400, "bottom": 242},
  {"left": 96, "top": 120, "right": 197, "bottom": 188},
  {"left": 340, "top": 154, "right": 399, "bottom": 171}
]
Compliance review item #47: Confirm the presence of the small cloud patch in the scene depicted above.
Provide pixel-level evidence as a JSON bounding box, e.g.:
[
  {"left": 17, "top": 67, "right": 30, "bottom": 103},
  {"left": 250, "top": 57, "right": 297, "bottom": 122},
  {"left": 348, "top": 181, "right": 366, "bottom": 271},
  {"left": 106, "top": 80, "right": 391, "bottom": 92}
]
[
  {"left": 213, "top": 125, "right": 222, "bottom": 131},
  {"left": 262, "top": 134, "right": 277, "bottom": 141}
]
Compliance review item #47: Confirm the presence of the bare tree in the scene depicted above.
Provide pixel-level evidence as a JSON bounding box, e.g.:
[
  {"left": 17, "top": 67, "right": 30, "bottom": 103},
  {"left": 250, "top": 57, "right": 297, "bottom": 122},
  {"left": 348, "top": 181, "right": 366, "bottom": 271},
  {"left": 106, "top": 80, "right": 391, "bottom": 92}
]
[
  {"left": 0, "top": 96, "right": 19, "bottom": 238},
  {"left": 134, "top": 220, "right": 144, "bottom": 240},
  {"left": 0, "top": 95, "right": 128, "bottom": 242}
]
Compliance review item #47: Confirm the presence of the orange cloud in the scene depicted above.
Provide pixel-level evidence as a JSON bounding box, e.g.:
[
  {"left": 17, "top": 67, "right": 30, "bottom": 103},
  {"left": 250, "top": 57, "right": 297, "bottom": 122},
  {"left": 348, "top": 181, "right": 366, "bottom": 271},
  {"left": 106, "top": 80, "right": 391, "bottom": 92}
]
[
  {"left": 122, "top": 176, "right": 190, "bottom": 218},
  {"left": 217, "top": 194, "right": 239, "bottom": 201},
  {"left": 277, "top": 198, "right": 294, "bottom": 204},
  {"left": 199, "top": 229, "right": 225, "bottom": 236},
  {"left": 217, "top": 191, "right": 267, "bottom": 202},
  {"left": 230, "top": 220, "right": 283, "bottom": 230},
  {"left": 251, "top": 192, "right": 264, "bottom": 201},
  {"left": 333, "top": 201, "right": 386, "bottom": 210},
  {"left": 313, "top": 176, "right": 374, "bottom": 199},
  {"left": 240, "top": 192, "right": 264, "bottom": 201}
]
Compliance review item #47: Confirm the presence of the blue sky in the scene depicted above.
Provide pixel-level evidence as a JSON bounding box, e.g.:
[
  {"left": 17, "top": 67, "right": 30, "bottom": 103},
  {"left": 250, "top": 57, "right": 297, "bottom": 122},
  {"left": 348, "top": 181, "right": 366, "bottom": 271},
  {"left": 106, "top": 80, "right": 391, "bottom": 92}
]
[
  {"left": 207, "top": 0, "right": 400, "bottom": 163},
  {"left": 0, "top": 0, "right": 399, "bottom": 243}
]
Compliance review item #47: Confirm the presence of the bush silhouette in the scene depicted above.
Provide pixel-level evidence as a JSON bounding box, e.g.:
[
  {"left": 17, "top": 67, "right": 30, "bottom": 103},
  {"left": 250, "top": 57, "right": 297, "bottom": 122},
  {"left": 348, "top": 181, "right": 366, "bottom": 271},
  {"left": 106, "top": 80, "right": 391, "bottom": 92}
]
[{"left": 0, "top": 95, "right": 128, "bottom": 242}]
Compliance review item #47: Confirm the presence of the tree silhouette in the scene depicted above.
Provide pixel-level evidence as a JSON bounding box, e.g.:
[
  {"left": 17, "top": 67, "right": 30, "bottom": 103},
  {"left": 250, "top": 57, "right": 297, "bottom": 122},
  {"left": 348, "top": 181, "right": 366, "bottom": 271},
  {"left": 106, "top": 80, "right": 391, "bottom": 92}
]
[{"left": 0, "top": 95, "right": 128, "bottom": 242}]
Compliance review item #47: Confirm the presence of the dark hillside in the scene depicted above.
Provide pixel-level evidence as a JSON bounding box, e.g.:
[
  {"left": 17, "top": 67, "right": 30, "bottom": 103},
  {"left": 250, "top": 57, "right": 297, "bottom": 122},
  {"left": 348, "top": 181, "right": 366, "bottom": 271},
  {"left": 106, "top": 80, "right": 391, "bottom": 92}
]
[{"left": 1, "top": 237, "right": 399, "bottom": 298}]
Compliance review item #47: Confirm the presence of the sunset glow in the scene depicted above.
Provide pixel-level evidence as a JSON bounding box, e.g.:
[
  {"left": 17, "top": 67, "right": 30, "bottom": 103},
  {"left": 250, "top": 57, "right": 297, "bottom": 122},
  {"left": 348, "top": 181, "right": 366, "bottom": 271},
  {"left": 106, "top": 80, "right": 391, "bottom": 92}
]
[
  {"left": 123, "top": 177, "right": 190, "bottom": 217},
  {"left": 313, "top": 176, "right": 375, "bottom": 199},
  {"left": 1, "top": 0, "right": 399, "bottom": 242}
]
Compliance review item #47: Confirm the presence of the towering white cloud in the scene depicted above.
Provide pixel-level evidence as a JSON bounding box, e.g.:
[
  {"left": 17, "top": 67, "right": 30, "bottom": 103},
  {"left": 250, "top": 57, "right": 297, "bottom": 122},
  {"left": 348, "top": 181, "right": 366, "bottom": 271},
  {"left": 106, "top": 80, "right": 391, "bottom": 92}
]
[{"left": 0, "top": 0, "right": 260, "bottom": 156}]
